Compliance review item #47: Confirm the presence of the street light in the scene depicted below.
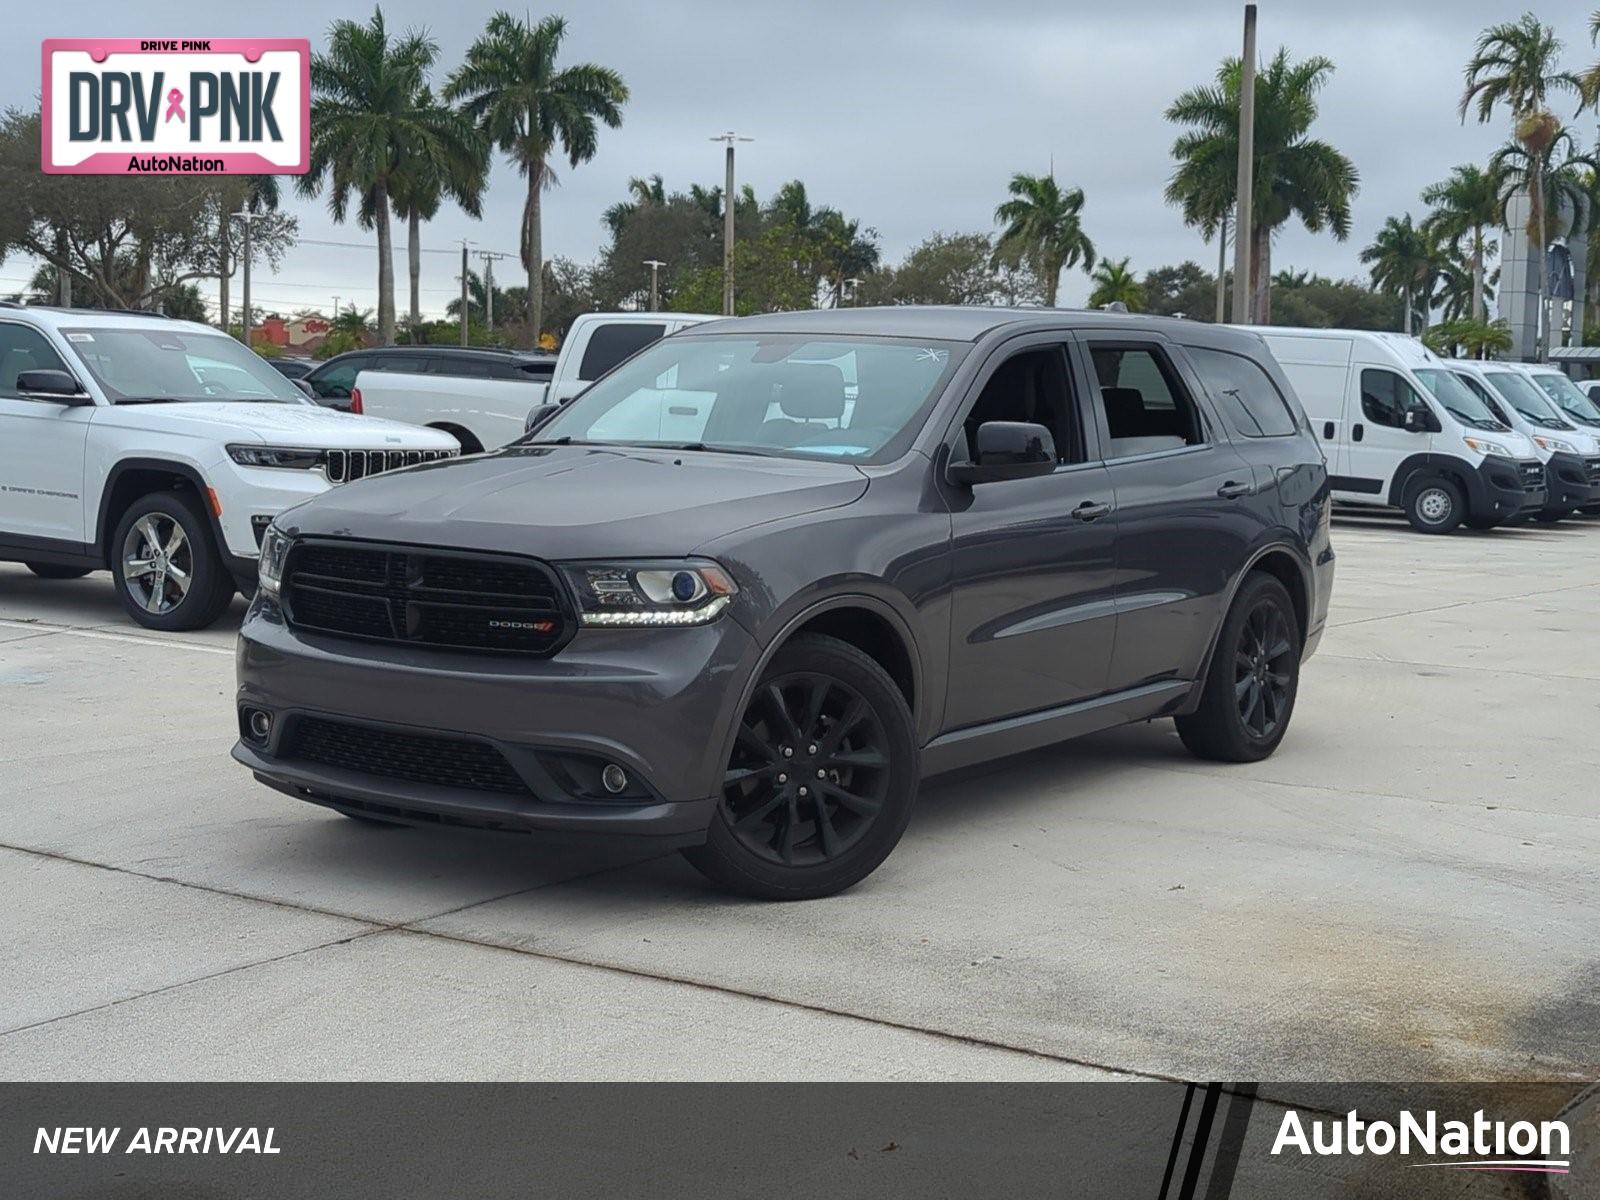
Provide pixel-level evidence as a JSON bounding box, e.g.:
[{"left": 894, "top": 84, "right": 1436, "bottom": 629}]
[
  {"left": 710, "top": 132, "right": 753, "bottom": 316},
  {"left": 643, "top": 259, "right": 665, "bottom": 312},
  {"left": 230, "top": 210, "right": 265, "bottom": 347}
]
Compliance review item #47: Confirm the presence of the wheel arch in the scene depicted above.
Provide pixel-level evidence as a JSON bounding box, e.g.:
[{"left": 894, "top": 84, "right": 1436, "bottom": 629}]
[
  {"left": 96, "top": 458, "right": 224, "bottom": 566},
  {"left": 1181, "top": 542, "right": 1313, "bottom": 716},
  {"left": 1386, "top": 452, "right": 1474, "bottom": 510},
  {"left": 428, "top": 422, "right": 483, "bottom": 454}
]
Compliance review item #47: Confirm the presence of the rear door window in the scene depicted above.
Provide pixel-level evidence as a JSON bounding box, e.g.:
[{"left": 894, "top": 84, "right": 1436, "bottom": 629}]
[
  {"left": 578, "top": 323, "right": 667, "bottom": 382},
  {"left": 1186, "top": 346, "right": 1299, "bottom": 437},
  {"left": 1089, "top": 345, "right": 1207, "bottom": 458}
]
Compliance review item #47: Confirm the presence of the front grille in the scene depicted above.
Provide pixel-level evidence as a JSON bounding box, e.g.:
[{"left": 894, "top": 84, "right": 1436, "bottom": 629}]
[
  {"left": 1586, "top": 457, "right": 1600, "bottom": 485},
  {"left": 282, "top": 540, "right": 571, "bottom": 656},
  {"left": 323, "top": 448, "right": 456, "bottom": 485},
  {"left": 284, "top": 716, "right": 530, "bottom": 795},
  {"left": 1519, "top": 460, "right": 1545, "bottom": 492}
]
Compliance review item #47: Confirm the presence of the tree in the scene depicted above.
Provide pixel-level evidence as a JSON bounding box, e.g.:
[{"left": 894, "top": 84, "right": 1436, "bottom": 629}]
[
  {"left": 1420, "top": 164, "right": 1502, "bottom": 322},
  {"left": 603, "top": 174, "right": 666, "bottom": 237},
  {"left": 1165, "top": 49, "right": 1359, "bottom": 322},
  {"left": 1270, "top": 278, "right": 1403, "bottom": 330},
  {"left": 1587, "top": 11, "right": 1600, "bottom": 107},
  {"left": 1461, "top": 13, "right": 1582, "bottom": 354},
  {"left": 316, "top": 307, "right": 375, "bottom": 357},
  {"left": 855, "top": 232, "right": 1042, "bottom": 307},
  {"left": 386, "top": 85, "right": 488, "bottom": 331},
  {"left": 1087, "top": 257, "right": 1144, "bottom": 310},
  {"left": 219, "top": 176, "right": 279, "bottom": 329},
  {"left": 1142, "top": 261, "right": 1218, "bottom": 319},
  {"left": 671, "top": 226, "right": 817, "bottom": 316},
  {"left": 991, "top": 173, "right": 1095, "bottom": 306},
  {"left": 1361, "top": 215, "right": 1432, "bottom": 335},
  {"left": 447, "top": 13, "right": 628, "bottom": 344},
  {"left": 300, "top": 8, "right": 473, "bottom": 345},
  {"left": 1423, "top": 317, "right": 1512, "bottom": 359}
]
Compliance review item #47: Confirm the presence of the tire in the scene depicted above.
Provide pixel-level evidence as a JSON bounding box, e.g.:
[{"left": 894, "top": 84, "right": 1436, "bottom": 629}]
[
  {"left": 1176, "top": 574, "right": 1302, "bottom": 764},
  {"left": 109, "top": 491, "right": 235, "bottom": 632},
  {"left": 682, "top": 633, "right": 919, "bottom": 900},
  {"left": 1402, "top": 476, "right": 1465, "bottom": 534},
  {"left": 26, "top": 562, "right": 93, "bottom": 579}
]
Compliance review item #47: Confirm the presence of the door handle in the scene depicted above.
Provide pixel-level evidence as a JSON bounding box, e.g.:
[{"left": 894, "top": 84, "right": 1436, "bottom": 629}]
[
  {"left": 1216, "top": 481, "right": 1255, "bottom": 499},
  {"left": 1072, "top": 500, "right": 1113, "bottom": 522}
]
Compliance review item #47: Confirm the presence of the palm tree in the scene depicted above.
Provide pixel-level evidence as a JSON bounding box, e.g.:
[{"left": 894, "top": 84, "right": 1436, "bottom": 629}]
[
  {"left": 1420, "top": 164, "right": 1502, "bottom": 324},
  {"left": 1461, "top": 13, "right": 1583, "bottom": 355},
  {"left": 1586, "top": 11, "right": 1600, "bottom": 107},
  {"left": 385, "top": 85, "right": 487, "bottom": 333},
  {"left": 300, "top": 9, "right": 471, "bottom": 345},
  {"left": 992, "top": 173, "right": 1095, "bottom": 306},
  {"left": 1087, "top": 258, "right": 1144, "bottom": 310},
  {"left": 1165, "top": 49, "right": 1358, "bottom": 323},
  {"left": 602, "top": 174, "right": 666, "bottom": 237},
  {"left": 813, "top": 210, "right": 880, "bottom": 306},
  {"left": 1361, "top": 215, "right": 1432, "bottom": 335},
  {"left": 447, "top": 13, "right": 628, "bottom": 345}
]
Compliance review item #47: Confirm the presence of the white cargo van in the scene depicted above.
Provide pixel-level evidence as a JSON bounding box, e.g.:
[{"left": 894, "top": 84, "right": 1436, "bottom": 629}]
[
  {"left": 1252, "top": 328, "right": 1543, "bottom": 533},
  {"left": 1450, "top": 362, "right": 1600, "bottom": 521}
]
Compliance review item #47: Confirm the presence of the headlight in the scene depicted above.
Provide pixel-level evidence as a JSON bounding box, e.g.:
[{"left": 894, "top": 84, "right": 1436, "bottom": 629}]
[
  {"left": 257, "top": 524, "right": 292, "bottom": 596},
  {"left": 1534, "top": 435, "right": 1576, "bottom": 453},
  {"left": 228, "top": 444, "right": 323, "bottom": 470},
  {"left": 1463, "top": 437, "right": 1510, "bottom": 457},
  {"left": 559, "top": 560, "right": 737, "bottom": 627}
]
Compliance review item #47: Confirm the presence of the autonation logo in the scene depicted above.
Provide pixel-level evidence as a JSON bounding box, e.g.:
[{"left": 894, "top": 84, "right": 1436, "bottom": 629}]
[{"left": 1272, "top": 1108, "right": 1571, "bottom": 1176}]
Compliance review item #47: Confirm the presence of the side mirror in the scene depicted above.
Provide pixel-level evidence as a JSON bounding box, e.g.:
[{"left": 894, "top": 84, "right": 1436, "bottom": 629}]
[
  {"left": 524, "top": 402, "right": 562, "bottom": 435},
  {"left": 293, "top": 378, "right": 316, "bottom": 400},
  {"left": 1403, "top": 406, "right": 1438, "bottom": 434},
  {"left": 16, "top": 369, "right": 90, "bottom": 403},
  {"left": 948, "top": 421, "right": 1057, "bottom": 485}
]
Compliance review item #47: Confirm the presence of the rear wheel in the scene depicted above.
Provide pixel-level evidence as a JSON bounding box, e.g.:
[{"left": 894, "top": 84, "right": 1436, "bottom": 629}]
[
  {"left": 1403, "top": 476, "right": 1465, "bottom": 534},
  {"left": 25, "top": 562, "right": 93, "bottom": 579},
  {"left": 110, "top": 491, "right": 235, "bottom": 631},
  {"left": 683, "top": 633, "right": 918, "bottom": 900},
  {"left": 1176, "top": 574, "right": 1301, "bottom": 763}
]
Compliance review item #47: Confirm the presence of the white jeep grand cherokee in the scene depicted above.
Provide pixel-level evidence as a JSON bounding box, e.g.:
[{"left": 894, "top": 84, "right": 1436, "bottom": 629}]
[{"left": 0, "top": 305, "right": 457, "bottom": 631}]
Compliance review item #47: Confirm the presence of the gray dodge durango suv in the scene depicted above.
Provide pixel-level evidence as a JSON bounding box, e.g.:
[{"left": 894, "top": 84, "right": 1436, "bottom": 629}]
[{"left": 234, "top": 307, "right": 1334, "bottom": 899}]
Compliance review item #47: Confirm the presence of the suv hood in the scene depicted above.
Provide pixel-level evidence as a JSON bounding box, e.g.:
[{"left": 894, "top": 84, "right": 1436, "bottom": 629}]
[
  {"left": 280, "top": 443, "right": 870, "bottom": 558},
  {"left": 91, "top": 402, "right": 457, "bottom": 450}
]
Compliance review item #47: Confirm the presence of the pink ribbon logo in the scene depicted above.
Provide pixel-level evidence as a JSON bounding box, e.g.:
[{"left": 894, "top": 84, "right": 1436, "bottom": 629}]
[{"left": 164, "top": 88, "right": 185, "bottom": 123}]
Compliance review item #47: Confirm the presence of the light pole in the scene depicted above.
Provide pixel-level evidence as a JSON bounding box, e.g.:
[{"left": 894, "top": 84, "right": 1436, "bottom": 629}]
[
  {"left": 644, "top": 259, "right": 665, "bottom": 312},
  {"left": 332, "top": 295, "right": 341, "bottom": 323},
  {"left": 478, "top": 250, "right": 508, "bottom": 330},
  {"left": 1214, "top": 213, "right": 1229, "bottom": 323},
  {"left": 710, "top": 132, "right": 753, "bottom": 315},
  {"left": 844, "top": 277, "right": 863, "bottom": 307},
  {"left": 458, "top": 239, "right": 473, "bottom": 347},
  {"left": 1230, "top": 3, "right": 1257, "bottom": 325},
  {"left": 230, "top": 210, "right": 264, "bottom": 346}
]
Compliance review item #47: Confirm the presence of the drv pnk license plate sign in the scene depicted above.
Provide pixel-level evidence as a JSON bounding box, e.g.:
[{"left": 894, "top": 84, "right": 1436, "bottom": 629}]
[{"left": 41, "top": 39, "right": 309, "bottom": 175}]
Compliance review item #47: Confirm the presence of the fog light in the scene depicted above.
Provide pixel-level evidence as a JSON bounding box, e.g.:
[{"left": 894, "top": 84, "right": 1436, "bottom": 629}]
[
  {"left": 601, "top": 764, "right": 629, "bottom": 794},
  {"left": 247, "top": 710, "right": 273, "bottom": 743}
]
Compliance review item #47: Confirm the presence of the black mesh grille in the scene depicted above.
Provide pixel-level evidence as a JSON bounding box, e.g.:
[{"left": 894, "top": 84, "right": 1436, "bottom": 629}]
[
  {"left": 282, "top": 540, "right": 571, "bottom": 656},
  {"left": 1520, "top": 460, "right": 1545, "bottom": 492},
  {"left": 1586, "top": 457, "right": 1600, "bottom": 485},
  {"left": 284, "top": 716, "right": 530, "bottom": 795}
]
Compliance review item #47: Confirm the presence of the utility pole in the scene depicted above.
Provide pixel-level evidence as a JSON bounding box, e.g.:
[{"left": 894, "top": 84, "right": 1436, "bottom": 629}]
[
  {"left": 1214, "top": 213, "right": 1229, "bottom": 323},
  {"left": 332, "top": 295, "right": 340, "bottom": 322},
  {"left": 477, "top": 251, "right": 508, "bottom": 330},
  {"left": 711, "top": 131, "right": 752, "bottom": 316},
  {"left": 844, "top": 277, "right": 863, "bottom": 307},
  {"left": 231, "top": 210, "right": 262, "bottom": 347},
  {"left": 644, "top": 259, "right": 665, "bottom": 312},
  {"left": 54, "top": 227, "right": 70, "bottom": 307},
  {"left": 459, "top": 240, "right": 471, "bottom": 347},
  {"left": 1230, "top": 3, "right": 1257, "bottom": 325}
]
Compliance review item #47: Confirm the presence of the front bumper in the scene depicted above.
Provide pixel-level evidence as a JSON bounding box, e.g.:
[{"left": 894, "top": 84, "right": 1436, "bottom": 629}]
[
  {"left": 233, "top": 599, "right": 761, "bottom": 843},
  {"left": 1540, "top": 451, "right": 1600, "bottom": 516},
  {"left": 1467, "top": 455, "right": 1545, "bottom": 523}
]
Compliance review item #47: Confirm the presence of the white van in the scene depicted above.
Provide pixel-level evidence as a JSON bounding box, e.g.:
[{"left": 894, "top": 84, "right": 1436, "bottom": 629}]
[
  {"left": 1251, "top": 328, "right": 1543, "bottom": 533},
  {"left": 1450, "top": 362, "right": 1600, "bottom": 521}
]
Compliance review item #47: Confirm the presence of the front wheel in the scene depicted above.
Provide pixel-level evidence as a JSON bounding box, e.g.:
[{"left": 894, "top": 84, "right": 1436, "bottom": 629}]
[
  {"left": 26, "top": 562, "right": 93, "bottom": 579},
  {"left": 682, "top": 633, "right": 918, "bottom": 900},
  {"left": 1176, "top": 574, "right": 1302, "bottom": 763},
  {"left": 1403, "top": 476, "right": 1465, "bottom": 534},
  {"left": 110, "top": 491, "right": 235, "bottom": 632}
]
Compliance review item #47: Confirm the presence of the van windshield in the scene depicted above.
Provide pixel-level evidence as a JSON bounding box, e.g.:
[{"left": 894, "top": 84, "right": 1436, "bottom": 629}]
[
  {"left": 1482, "top": 370, "right": 1572, "bottom": 429},
  {"left": 1529, "top": 371, "right": 1600, "bottom": 428},
  {"left": 1414, "top": 368, "right": 1505, "bottom": 430},
  {"left": 529, "top": 333, "right": 966, "bottom": 463}
]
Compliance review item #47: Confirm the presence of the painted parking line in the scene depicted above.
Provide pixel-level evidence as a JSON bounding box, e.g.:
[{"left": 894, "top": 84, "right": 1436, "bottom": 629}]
[{"left": 0, "top": 618, "right": 234, "bottom": 657}]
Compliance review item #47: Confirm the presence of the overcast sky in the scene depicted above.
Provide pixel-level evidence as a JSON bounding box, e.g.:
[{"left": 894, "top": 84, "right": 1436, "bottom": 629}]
[{"left": 5, "top": 1, "right": 1595, "bottom": 319}]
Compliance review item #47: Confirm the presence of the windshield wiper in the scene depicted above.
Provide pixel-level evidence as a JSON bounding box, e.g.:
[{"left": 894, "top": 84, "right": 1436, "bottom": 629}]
[{"left": 111, "top": 396, "right": 183, "bottom": 405}]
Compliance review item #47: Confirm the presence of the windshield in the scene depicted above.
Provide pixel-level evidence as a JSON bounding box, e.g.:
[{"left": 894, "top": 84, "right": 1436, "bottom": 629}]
[
  {"left": 64, "top": 327, "right": 306, "bottom": 403},
  {"left": 1529, "top": 371, "right": 1600, "bottom": 427},
  {"left": 1414, "top": 368, "right": 1505, "bottom": 429},
  {"left": 530, "top": 333, "right": 967, "bottom": 462},
  {"left": 1481, "top": 370, "right": 1571, "bottom": 428}
]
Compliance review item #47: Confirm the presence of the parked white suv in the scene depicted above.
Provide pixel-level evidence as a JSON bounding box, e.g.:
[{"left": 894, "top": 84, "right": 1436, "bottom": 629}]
[{"left": 0, "top": 305, "right": 458, "bottom": 631}]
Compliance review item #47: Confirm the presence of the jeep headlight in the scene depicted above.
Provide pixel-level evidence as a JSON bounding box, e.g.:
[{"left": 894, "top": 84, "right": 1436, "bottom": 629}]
[
  {"left": 559, "top": 560, "right": 737, "bottom": 627},
  {"left": 258, "top": 524, "right": 292, "bottom": 596},
  {"left": 1534, "top": 435, "right": 1577, "bottom": 453},
  {"left": 1463, "top": 436, "right": 1511, "bottom": 457},
  {"left": 228, "top": 444, "right": 324, "bottom": 470}
]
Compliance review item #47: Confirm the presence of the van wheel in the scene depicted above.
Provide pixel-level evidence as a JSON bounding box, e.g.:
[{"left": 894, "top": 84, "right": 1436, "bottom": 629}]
[
  {"left": 1403, "top": 476, "right": 1464, "bottom": 534},
  {"left": 110, "top": 492, "right": 235, "bottom": 632},
  {"left": 682, "top": 633, "right": 918, "bottom": 900},
  {"left": 1176, "top": 574, "right": 1301, "bottom": 763},
  {"left": 26, "top": 563, "right": 93, "bottom": 579}
]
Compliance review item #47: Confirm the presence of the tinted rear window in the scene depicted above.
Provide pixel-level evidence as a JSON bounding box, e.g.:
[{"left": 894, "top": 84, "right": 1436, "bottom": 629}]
[
  {"left": 1186, "top": 346, "right": 1299, "bottom": 437},
  {"left": 578, "top": 323, "right": 667, "bottom": 381}
]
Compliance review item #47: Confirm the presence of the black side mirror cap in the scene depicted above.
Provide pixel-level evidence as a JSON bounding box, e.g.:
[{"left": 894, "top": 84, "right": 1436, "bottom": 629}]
[
  {"left": 16, "top": 369, "right": 90, "bottom": 403},
  {"left": 948, "top": 420, "right": 1057, "bottom": 485},
  {"left": 1404, "top": 407, "right": 1440, "bottom": 434},
  {"left": 293, "top": 378, "right": 316, "bottom": 400},
  {"left": 524, "top": 402, "right": 562, "bottom": 435}
]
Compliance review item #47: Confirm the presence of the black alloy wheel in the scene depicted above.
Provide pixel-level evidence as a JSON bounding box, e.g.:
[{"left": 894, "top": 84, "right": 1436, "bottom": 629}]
[{"left": 1233, "top": 599, "right": 1295, "bottom": 742}]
